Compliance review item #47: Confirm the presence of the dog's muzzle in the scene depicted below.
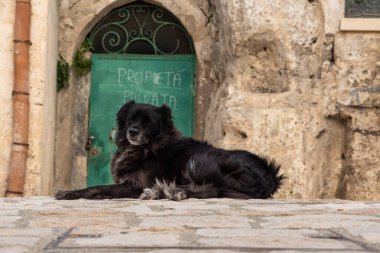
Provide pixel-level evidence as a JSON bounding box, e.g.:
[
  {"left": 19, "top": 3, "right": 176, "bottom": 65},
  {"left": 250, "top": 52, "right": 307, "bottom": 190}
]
[{"left": 127, "top": 127, "right": 148, "bottom": 145}]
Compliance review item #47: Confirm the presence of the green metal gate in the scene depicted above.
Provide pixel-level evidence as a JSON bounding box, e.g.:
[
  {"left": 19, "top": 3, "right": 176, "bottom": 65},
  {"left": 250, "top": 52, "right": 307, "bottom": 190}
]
[{"left": 87, "top": 54, "right": 195, "bottom": 186}]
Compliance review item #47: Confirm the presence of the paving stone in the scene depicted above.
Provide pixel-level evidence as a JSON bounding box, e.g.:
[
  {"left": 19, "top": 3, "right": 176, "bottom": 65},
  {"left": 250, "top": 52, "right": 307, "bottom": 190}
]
[
  {"left": 0, "top": 228, "right": 54, "bottom": 236},
  {"left": 0, "top": 236, "right": 40, "bottom": 247},
  {"left": 0, "top": 197, "right": 379, "bottom": 253},
  {"left": 147, "top": 250, "right": 238, "bottom": 253},
  {"left": 139, "top": 215, "right": 252, "bottom": 229},
  {"left": 0, "top": 216, "right": 21, "bottom": 228},
  {"left": 196, "top": 228, "right": 361, "bottom": 250},
  {"left": 0, "top": 210, "right": 20, "bottom": 216},
  {"left": 260, "top": 214, "right": 380, "bottom": 230},
  {"left": 0, "top": 246, "right": 29, "bottom": 253},
  {"left": 62, "top": 231, "right": 181, "bottom": 248}
]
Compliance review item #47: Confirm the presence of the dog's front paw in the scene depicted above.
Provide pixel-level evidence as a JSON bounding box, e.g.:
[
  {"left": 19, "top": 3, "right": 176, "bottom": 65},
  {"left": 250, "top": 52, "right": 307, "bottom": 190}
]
[
  {"left": 55, "top": 190, "right": 80, "bottom": 200},
  {"left": 140, "top": 188, "right": 161, "bottom": 200},
  {"left": 168, "top": 189, "right": 187, "bottom": 201}
]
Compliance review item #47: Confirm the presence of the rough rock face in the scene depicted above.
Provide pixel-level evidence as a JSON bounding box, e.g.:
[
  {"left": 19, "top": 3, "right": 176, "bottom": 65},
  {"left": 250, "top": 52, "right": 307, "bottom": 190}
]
[
  {"left": 53, "top": 0, "right": 379, "bottom": 200},
  {"left": 204, "top": 0, "right": 380, "bottom": 200}
]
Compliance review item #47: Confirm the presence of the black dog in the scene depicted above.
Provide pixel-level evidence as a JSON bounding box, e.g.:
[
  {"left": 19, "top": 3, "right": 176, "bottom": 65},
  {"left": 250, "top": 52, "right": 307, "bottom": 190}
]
[{"left": 56, "top": 101, "right": 283, "bottom": 200}]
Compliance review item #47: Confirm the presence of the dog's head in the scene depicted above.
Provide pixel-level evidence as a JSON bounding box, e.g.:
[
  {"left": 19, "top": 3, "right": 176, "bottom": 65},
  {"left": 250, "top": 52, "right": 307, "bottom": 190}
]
[{"left": 116, "top": 100, "right": 175, "bottom": 146}]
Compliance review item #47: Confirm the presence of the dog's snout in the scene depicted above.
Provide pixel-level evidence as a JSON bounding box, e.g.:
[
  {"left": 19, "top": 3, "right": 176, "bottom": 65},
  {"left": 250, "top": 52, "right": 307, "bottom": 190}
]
[{"left": 128, "top": 128, "right": 139, "bottom": 137}]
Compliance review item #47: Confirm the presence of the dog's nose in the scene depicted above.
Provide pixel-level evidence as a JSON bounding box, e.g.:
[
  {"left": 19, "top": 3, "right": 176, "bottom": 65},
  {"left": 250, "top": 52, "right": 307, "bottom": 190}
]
[{"left": 128, "top": 128, "right": 139, "bottom": 137}]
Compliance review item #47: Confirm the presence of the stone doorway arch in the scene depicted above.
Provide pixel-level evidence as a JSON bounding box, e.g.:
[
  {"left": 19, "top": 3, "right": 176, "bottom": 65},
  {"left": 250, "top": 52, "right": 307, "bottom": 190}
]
[{"left": 55, "top": 0, "right": 211, "bottom": 190}]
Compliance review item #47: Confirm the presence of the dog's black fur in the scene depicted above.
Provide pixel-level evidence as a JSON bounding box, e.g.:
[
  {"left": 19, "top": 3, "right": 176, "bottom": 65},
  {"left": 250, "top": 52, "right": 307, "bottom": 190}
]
[{"left": 55, "top": 101, "right": 283, "bottom": 200}]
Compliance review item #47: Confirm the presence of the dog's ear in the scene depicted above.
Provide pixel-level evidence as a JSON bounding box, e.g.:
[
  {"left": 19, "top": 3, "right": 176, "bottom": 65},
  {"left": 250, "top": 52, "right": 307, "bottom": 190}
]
[
  {"left": 159, "top": 104, "right": 176, "bottom": 130},
  {"left": 159, "top": 104, "right": 179, "bottom": 134},
  {"left": 159, "top": 104, "right": 172, "bottom": 120},
  {"left": 116, "top": 100, "right": 135, "bottom": 129}
]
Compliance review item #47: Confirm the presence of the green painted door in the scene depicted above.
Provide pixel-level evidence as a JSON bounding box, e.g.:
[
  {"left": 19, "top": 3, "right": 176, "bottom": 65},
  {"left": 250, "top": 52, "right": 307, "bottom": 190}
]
[{"left": 87, "top": 54, "right": 195, "bottom": 187}]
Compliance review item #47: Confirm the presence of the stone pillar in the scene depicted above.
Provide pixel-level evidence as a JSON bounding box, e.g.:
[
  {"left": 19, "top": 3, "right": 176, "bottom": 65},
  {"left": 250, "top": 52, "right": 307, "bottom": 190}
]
[
  {"left": 24, "top": 0, "right": 59, "bottom": 196},
  {"left": 0, "top": 1, "right": 15, "bottom": 196},
  {"left": 333, "top": 34, "right": 380, "bottom": 200}
]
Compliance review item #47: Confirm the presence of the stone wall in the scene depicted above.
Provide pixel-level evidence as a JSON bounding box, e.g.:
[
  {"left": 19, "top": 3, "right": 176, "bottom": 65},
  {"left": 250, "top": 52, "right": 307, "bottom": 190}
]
[
  {"left": 0, "top": 1, "right": 15, "bottom": 196},
  {"left": 24, "top": 0, "right": 59, "bottom": 196},
  {"left": 204, "top": 0, "right": 380, "bottom": 200}
]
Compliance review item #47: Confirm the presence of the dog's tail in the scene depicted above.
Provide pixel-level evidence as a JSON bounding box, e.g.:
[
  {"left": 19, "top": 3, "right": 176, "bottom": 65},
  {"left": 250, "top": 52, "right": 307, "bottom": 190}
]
[
  {"left": 184, "top": 152, "right": 284, "bottom": 199},
  {"left": 260, "top": 157, "right": 284, "bottom": 197},
  {"left": 218, "top": 152, "right": 284, "bottom": 199}
]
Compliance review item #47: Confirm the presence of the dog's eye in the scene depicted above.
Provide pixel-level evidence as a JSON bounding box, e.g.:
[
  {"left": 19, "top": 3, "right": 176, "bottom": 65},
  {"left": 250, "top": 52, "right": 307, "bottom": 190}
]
[{"left": 143, "top": 119, "right": 157, "bottom": 127}]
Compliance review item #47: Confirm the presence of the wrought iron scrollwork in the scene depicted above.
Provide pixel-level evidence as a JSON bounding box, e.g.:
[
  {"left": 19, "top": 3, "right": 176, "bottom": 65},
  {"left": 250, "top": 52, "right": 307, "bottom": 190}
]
[{"left": 89, "top": 3, "right": 194, "bottom": 54}]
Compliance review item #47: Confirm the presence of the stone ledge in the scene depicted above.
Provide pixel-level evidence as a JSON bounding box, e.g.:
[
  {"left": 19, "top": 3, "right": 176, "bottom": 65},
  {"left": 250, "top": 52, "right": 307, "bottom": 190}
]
[
  {"left": 340, "top": 18, "right": 380, "bottom": 32},
  {"left": 0, "top": 197, "right": 380, "bottom": 252}
]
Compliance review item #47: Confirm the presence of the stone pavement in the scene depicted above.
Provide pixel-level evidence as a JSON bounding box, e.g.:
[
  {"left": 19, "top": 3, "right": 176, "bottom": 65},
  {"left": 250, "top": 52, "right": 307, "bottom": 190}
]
[{"left": 0, "top": 197, "right": 379, "bottom": 253}]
